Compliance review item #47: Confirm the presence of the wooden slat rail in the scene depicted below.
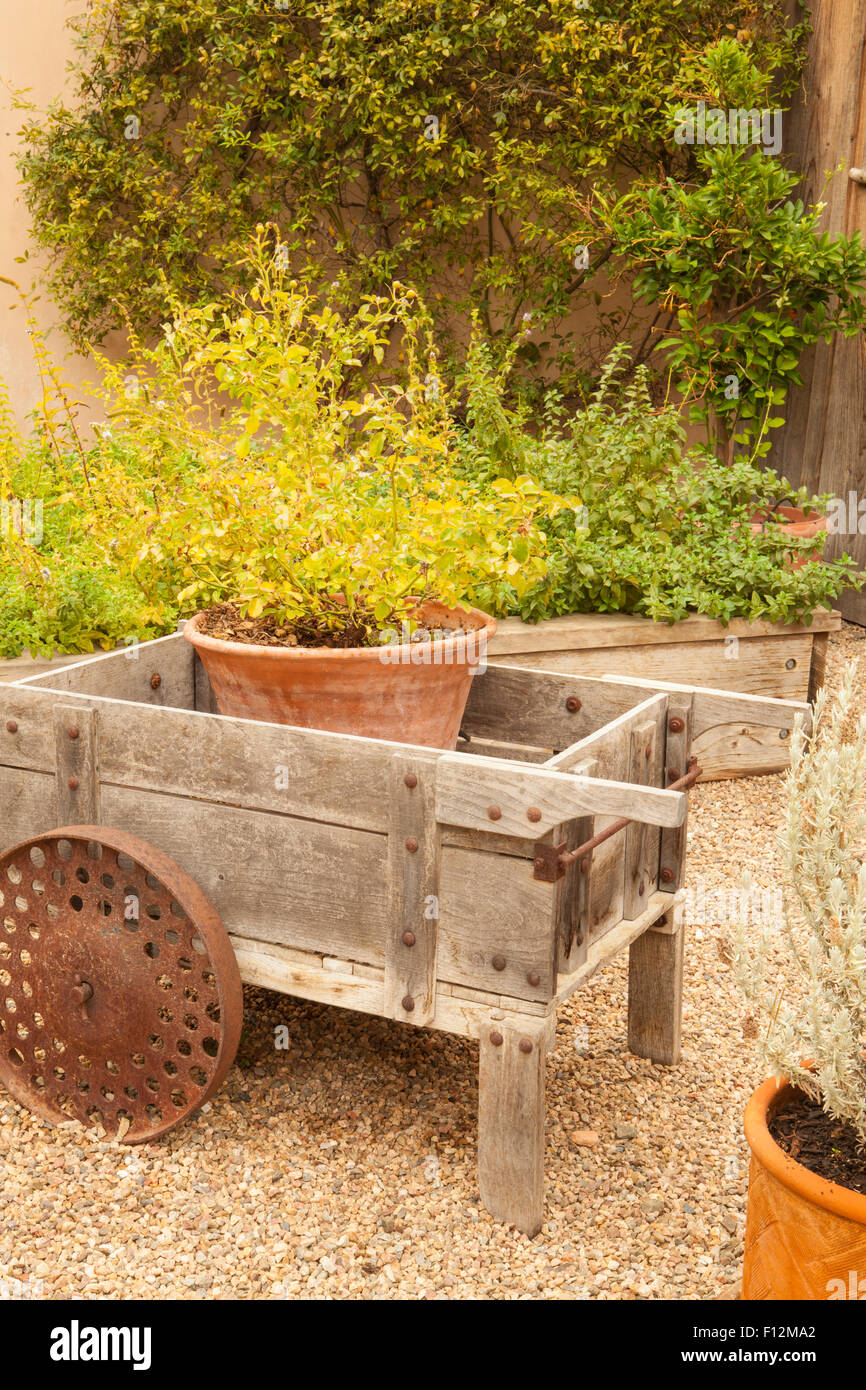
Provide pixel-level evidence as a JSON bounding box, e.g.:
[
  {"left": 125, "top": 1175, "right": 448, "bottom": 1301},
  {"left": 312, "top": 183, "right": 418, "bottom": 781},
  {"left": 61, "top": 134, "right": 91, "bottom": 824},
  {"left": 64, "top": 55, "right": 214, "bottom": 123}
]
[{"left": 435, "top": 750, "right": 687, "bottom": 840}]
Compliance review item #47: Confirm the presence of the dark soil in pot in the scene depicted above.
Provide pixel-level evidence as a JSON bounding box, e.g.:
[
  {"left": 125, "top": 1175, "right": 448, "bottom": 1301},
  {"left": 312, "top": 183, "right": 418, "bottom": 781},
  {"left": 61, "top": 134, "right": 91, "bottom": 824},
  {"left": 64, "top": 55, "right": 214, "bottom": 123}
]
[{"left": 769, "top": 1092, "right": 866, "bottom": 1195}]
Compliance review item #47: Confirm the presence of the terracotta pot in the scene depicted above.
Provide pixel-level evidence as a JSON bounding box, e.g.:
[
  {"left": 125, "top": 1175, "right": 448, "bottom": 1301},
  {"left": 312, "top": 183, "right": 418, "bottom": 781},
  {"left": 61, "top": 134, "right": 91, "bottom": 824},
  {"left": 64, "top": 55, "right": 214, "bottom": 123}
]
[
  {"left": 184, "top": 599, "right": 497, "bottom": 749},
  {"left": 742, "top": 1075, "right": 866, "bottom": 1300},
  {"left": 748, "top": 507, "right": 827, "bottom": 571}
]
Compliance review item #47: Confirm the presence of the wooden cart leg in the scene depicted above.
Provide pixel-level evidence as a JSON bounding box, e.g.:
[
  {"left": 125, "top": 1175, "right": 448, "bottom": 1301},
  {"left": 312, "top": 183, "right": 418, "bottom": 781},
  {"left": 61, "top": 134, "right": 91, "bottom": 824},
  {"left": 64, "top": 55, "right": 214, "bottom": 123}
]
[
  {"left": 477, "top": 1014, "right": 554, "bottom": 1237},
  {"left": 627, "top": 913, "right": 684, "bottom": 1066}
]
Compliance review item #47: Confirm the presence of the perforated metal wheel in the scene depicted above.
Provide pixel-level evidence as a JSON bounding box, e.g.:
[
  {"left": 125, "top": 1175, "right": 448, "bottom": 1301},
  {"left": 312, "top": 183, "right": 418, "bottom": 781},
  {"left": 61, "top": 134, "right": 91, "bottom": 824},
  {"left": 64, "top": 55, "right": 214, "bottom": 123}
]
[{"left": 0, "top": 826, "right": 243, "bottom": 1142}]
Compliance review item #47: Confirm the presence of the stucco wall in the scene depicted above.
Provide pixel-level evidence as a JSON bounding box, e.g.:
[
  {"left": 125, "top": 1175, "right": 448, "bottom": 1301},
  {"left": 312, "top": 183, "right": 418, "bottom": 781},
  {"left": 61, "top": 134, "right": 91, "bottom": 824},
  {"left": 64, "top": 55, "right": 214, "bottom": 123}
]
[{"left": 0, "top": 1, "right": 123, "bottom": 428}]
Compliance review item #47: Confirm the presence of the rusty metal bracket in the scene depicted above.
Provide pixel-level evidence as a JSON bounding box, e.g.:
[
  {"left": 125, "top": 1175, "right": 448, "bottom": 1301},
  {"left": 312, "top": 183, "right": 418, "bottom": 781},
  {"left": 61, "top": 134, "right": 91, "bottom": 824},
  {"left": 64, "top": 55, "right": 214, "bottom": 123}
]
[
  {"left": 532, "top": 758, "right": 702, "bottom": 882},
  {"left": 532, "top": 841, "right": 568, "bottom": 883}
]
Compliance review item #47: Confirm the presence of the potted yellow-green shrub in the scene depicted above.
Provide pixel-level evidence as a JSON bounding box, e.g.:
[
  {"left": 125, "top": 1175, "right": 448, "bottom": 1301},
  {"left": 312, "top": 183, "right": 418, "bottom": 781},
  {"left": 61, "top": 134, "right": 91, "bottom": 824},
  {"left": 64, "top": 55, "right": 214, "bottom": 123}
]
[
  {"left": 733, "top": 666, "right": 866, "bottom": 1299},
  {"left": 88, "top": 231, "right": 573, "bottom": 748}
]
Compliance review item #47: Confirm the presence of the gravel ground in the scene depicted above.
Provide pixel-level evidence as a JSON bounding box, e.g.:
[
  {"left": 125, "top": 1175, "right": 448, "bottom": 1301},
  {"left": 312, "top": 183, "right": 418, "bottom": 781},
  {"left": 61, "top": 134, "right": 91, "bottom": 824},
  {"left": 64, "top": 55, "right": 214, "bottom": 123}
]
[{"left": 1, "top": 624, "right": 863, "bottom": 1301}]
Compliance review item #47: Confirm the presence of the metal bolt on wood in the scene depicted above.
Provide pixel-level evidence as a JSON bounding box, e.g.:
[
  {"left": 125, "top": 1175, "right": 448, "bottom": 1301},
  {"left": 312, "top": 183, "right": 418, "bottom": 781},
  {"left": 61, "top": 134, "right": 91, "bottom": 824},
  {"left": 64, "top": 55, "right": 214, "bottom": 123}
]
[
  {"left": 519, "top": 1039, "right": 533, "bottom": 1055},
  {"left": 150, "top": 673, "right": 162, "bottom": 690},
  {"left": 402, "top": 931, "right": 416, "bottom": 947},
  {"left": 402, "top": 995, "right": 415, "bottom": 1012},
  {"left": 67, "top": 777, "right": 79, "bottom": 791},
  {"left": 527, "top": 807, "right": 542, "bottom": 823},
  {"left": 527, "top": 971, "right": 540, "bottom": 987},
  {"left": 565, "top": 696, "right": 582, "bottom": 713},
  {"left": 5, "top": 721, "right": 17, "bottom": 734},
  {"left": 668, "top": 716, "right": 685, "bottom": 733},
  {"left": 403, "top": 773, "right": 418, "bottom": 789},
  {"left": 67, "top": 726, "right": 79, "bottom": 740},
  {"left": 489, "top": 1031, "right": 503, "bottom": 1047},
  {"left": 487, "top": 805, "right": 502, "bottom": 821},
  {"left": 660, "top": 867, "right": 675, "bottom": 884},
  {"left": 492, "top": 954, "right": 506, "bottom": 971},
  {"left": 405, "top": 837, "right": 419, "bottom": 853}
]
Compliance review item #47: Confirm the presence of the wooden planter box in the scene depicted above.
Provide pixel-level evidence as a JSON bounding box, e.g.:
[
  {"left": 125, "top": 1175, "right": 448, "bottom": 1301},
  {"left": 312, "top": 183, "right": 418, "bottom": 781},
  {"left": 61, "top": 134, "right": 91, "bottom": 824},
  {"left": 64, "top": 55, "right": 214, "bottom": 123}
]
[
  {"left": 487, "top": 609, "right": 840, "bottom": 781},
  {"left": 0, "top": 637, "right": 806, "bottom": 1233}
]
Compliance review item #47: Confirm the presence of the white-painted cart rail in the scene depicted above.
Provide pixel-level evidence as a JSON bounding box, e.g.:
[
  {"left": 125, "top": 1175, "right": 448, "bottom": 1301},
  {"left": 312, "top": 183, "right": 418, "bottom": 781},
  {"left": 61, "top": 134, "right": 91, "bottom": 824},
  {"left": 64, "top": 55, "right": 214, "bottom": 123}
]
[{"left": 0, "top": 635, "right": 809, "bottom": 1233}]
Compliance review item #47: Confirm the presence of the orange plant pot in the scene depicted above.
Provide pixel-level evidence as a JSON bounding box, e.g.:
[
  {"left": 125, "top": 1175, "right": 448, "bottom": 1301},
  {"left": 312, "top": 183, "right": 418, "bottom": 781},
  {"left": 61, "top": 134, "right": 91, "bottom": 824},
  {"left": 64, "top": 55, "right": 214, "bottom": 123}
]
[
  {"left": 742, "top": 1075, "right": 866, "bottom": 1301},
  {"left": 748, "top": 507, "right": 827, "bottom": 571},
  {"left": 184, "top": 600, "right": 497, "bottom": 750}
]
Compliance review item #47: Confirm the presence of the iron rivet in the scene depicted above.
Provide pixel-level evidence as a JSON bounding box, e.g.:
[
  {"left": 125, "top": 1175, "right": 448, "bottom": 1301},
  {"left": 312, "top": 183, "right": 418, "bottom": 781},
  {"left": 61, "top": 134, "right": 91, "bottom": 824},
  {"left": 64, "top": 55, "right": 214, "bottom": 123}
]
[
  {"left": 67, "top": 777, "right": 79, "bottom": 791},
  {"left": 667, "top": 767, "right": 680, "bottom": 782},
  {"left": 402, "top": 931, "right": 416, "bottom": 947},
  {"left": 67, "top": 726, "right": 79, "bottom": 740},
  {"left": 519, "top": 1039, "right": 533, "bottom": 1055},
  {"left": 402, "top": 995, "right": 415, "bottom": 1012},
  {"left": 527, "top": 970, "right": 540, "bottom": 987},
  {"left": 405, "top": 837, "right": 419, "bottom": 853},
  {"left": 779, "top": 728, "right": 790, "bottom": 740},
  {"left": 150, "top": 673, "right": 162, "bottom": 690},
  {"left": 487, "top": 805, "right": 502, "bottom": 821},
  {"left": 660, "top": 867, "right": 675, "bottom": 884},
  {"left": 527, "top": 807, "right": 542, "bottom": 823},
  {"left": 490, "top": 1030, "right": 504, "bottom": 1047},
  {"left": 403, "top": 772, "right": 418, "bottom": 788},
  {"left": 533, "top": 857, "right": 546, "bottom": 873},
  {"left": 785, "top": 658, "right": 796, "bottom": 670},
  {"left": 565, "top": 696, "right": 581, "bottom": 713},
  {"left": 668, "top": 716, "right": 684, "bottom": 734},
  {"left": 492, "top": 954, "right": 506, "bottom": 971},
  {"left": 5, "top": 721, "right": 17, "bottom": 734}
]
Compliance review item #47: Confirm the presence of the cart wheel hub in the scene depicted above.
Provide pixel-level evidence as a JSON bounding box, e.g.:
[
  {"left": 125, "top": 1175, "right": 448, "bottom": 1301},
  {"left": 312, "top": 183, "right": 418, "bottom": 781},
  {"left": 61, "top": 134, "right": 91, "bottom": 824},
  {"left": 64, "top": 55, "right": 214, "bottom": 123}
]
[{"left": 0, "top": 826, "right": 243, "bottom": 1143}]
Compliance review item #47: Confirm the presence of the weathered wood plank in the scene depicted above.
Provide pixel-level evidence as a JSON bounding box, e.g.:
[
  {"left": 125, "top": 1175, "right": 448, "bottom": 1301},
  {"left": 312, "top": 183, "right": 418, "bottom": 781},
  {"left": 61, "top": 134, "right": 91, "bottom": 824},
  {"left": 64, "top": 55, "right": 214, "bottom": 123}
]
[
  {"left": 486, "top": 608, "right": 839, "bottom": 656},
  {"left": 627, "top": 914, "right": 685, "bottom": 1066},
  {"left": 490, "top": 634, "right": 815, "bottom": 700},
  {"left": 543, "top": 694, "right": 668, "bottom": 772},
  {"left": 384, "top": 754, "right": 441, "bottom": 1025},
  {"left": 478, "top": 1014, "right": 555, "bottom": 1236},
  {"left": 623, "top": 712, "right": 664, "bottom": 919},
  {"left": 553, "top": 890, "right": 672, "bottom": 1005},
  {"left": 435, "top": 753, "right": 686, "bottom": 840},
  {"left": 437, "top": 846, "right": 556, "bottom": 1001},
  {"left": 551, "top": 759, "right": 594, "bottom": 976},
  {"left": 658, "top": 695, "right": 693, "bottom": 896},
  {"left": 13, "top": 633, "right": 195, "bottom": 710},
  {"left": 0, "top": 681, "right": 439, "bottom": 835},
  {"left": 53, "top": 704, "right": 100, "bottom": 825},
  {"left": 0, "top": 765, "right": 57, "bottom": 850},
  {"left": 463, "top": 664, "right": 653, "bottom": 749},
  {"left": 230, "top": 936, "right": 550, "bottom": 1038},
  {"left": 98, "top": 783, "right": 391, "bottom": 963},
  {"left": 600, "top": 674, "right": 811, "bottom": 741}
]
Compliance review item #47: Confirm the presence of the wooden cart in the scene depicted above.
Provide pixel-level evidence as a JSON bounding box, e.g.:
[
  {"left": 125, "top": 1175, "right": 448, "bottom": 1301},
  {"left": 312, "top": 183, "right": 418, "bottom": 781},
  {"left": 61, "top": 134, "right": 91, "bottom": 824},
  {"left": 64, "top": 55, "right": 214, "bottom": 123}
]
[{"left": 0, "top": 635, "right": 808, "bottom": 1234}]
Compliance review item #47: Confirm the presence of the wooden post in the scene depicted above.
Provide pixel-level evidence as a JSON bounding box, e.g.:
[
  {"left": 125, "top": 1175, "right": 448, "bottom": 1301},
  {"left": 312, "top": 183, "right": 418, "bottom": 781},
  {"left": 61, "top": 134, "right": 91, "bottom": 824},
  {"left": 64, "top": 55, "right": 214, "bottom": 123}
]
[
  {"left": 627, "top": 913, "right": 684, "bottom": 1066},
  {"left": 53, "top": 704, "right": 100, "bottom": 824},
  {"left": 657, "top": 694, "right": 692, "bottom": 895},
  {"left": 477, "top": 1014, "right": 554, "bottom": 1236},
  {"left": 384, "top": 753, "right": 441, "bottom": 1026},
  {"left": 768, "top": 1, "right": 866, "bottom": 623}
]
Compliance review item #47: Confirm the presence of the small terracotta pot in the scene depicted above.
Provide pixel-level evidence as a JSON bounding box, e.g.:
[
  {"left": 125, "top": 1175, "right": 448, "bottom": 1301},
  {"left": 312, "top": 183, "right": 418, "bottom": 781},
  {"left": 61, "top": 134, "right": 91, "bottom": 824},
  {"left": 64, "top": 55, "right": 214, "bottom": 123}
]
[
  {"left": 742, "top": 1075, "right": 866, "bottom": 1300},
  {"left": 184, "top": 599, "right": 497, "bottom": 749},
  {"left": 748, "top": 507, "right": 827, "bottom": 571}
]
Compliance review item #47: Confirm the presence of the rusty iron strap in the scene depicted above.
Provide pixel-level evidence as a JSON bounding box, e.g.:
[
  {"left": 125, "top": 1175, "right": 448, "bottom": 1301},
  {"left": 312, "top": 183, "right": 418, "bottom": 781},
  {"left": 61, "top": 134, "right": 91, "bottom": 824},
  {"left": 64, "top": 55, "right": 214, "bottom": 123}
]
[{"left": 553, "top": 756, "right": 702, "bottom": 877}]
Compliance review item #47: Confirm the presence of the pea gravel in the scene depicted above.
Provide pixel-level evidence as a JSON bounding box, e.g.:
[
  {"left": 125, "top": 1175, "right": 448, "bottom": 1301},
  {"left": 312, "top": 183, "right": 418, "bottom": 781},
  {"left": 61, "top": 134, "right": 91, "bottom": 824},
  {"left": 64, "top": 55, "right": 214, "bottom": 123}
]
[{"left": 1, "top": 624, "right": 862, "bottom": 1301}]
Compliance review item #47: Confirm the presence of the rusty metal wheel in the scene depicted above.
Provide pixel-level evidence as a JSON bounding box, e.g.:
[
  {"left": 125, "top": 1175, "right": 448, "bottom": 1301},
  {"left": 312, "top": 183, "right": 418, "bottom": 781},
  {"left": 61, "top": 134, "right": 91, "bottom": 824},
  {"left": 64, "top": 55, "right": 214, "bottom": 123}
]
[{"left": 0, "top": 826, "right": 243, "bottom": 1143}]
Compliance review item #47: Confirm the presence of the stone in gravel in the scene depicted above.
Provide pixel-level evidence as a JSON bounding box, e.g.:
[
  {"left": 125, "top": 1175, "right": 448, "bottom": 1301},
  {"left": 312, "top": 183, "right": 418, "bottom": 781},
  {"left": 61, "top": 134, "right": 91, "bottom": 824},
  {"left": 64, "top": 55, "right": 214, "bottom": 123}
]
[
  {"left": 721, "top": 1214, "right": 738, "bottom": 1235},
  {"left": 641, "top": 1198, "right": 665, "bottom": 1217},
  {"left": 570, "top": 1130, "right": 600, "bottom": 1147},
  {"left": 615, "top": 1124, "right": 637, "bottom": 1140}
]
